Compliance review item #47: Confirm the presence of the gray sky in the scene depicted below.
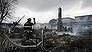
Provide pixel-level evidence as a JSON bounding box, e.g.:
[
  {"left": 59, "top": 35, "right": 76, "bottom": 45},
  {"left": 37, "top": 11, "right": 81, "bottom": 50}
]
[{"left": 14, "top": 0, "right": 92, "bottom": 24}]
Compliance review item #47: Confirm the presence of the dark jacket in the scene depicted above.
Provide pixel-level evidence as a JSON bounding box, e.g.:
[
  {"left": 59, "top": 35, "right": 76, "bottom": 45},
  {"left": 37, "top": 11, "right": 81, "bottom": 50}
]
[{"left": 24, "top": 21, "right": 35, "bottom": 32}]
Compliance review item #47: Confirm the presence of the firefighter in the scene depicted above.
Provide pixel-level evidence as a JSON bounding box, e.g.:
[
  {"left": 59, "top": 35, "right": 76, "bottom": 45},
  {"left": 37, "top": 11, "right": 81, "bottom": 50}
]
[{"left": 24, "top": 18, "right": 36, "bottom": 40}]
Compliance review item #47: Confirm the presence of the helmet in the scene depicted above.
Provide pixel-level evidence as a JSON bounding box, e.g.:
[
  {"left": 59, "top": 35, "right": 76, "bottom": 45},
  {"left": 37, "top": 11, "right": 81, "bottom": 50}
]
[{"left": 27, "top": 18, "right": 31, "bottom": 21}]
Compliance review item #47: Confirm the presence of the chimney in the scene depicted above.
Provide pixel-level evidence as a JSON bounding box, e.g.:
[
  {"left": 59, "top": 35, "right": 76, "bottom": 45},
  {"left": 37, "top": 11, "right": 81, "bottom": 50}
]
[{"left": 57, "top": 7, "right": 62, "bottom": 31}]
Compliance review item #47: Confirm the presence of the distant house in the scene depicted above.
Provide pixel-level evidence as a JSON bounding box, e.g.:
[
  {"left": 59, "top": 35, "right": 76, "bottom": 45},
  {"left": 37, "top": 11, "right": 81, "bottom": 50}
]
[
  {"left": 33, "top": 23, "right": 51, "bottom": 29},
  {"left": 75, "top": 15, "right": 92, "bottom": 22},
  {"left": 73, "top": 15, "right": 92, "bottom": 33},
  {"left": 62, "top": 17, "right": 75, "bottom": 28},
  {"left": 0, "top": 23, "right": 23, "bottom": 31},
  {"left": 49, "top": 17, "right": 75, "bottom": 30},
  {"left": 0, "top": 23, "right": 13, "bottom": 29},
  {"left": 33, "top": 23, "right": 43, "bottom": 29}
]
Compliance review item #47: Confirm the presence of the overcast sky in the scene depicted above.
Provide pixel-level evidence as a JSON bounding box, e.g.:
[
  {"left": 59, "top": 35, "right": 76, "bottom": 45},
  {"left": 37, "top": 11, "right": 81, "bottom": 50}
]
[{"left": 14, "top": 0, "right": 92, "bottom": 24}]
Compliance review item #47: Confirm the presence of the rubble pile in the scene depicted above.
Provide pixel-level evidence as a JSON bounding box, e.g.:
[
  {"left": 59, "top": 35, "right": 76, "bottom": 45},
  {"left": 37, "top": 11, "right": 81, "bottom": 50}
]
[{"left": 46, "top": 34, "right": 92, "bottom": 52}]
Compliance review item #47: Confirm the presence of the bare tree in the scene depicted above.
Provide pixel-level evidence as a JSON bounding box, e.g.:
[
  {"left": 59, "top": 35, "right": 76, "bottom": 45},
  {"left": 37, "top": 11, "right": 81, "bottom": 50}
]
[{"left": 0, "top": 0, "right": 18, "bottom": 24}]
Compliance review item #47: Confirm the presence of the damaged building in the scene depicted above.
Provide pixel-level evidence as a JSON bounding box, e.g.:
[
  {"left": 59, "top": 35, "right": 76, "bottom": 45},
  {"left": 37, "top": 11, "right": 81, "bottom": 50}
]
[
  {"left": 49, "top": 17, "right": 75, "bottom": 32},
  {"left": 49, "top": 14, "right": 92, "bottom": 36},
  {"left": 73, "top": 15, "right": 92, "bottom": 36}
]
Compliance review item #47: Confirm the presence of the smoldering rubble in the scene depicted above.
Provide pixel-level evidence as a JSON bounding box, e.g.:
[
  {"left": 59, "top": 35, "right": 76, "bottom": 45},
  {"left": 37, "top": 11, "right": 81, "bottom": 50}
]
[{"left": 44, "top": 34, "right": 92, "bottom": 52}]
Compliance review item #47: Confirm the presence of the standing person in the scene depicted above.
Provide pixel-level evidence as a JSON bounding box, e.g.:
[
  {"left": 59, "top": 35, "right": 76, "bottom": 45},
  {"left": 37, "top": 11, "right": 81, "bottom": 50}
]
[{"left": 24, "top": 18, "right": 36, "bottom": 40}]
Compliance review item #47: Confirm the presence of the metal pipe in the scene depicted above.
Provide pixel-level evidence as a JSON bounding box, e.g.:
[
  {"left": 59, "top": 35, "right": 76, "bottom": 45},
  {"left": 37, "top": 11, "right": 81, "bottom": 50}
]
[{"left": 42, "top": 29, "right": 44, "bottom": 47}]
